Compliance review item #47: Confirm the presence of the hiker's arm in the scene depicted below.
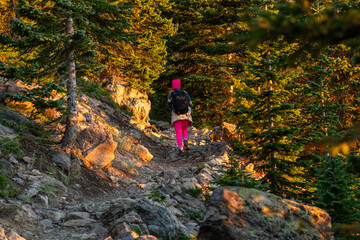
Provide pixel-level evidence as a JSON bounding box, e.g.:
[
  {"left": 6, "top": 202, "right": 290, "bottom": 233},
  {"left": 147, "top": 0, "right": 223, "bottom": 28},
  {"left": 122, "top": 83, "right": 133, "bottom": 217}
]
[{"left": 167, "top": 91, "right": 173, "bottom": 109}]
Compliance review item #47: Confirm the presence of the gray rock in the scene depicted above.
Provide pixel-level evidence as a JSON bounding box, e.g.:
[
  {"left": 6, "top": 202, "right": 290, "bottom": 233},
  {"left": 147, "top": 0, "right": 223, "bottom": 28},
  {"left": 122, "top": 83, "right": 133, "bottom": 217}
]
[
  {"left": 163, "top": 170, "right": 179, "bottom": 180},
  {"left": 8, "top": 154, "right": 19, "bottom": 165},
  {"left": 41, "top": 176, "right": 67, "bottom": 193},
  {"left": 22, "top": 204, "right": 40, "bottom": 220},
  {"left": 0, "top": 123, "right": 17, "bottom": 139},
  {"left": 117, "top": 212, "right": 142, "bottom": 224},
  {"left": 52, "top": 151, "right": 71, "bottom": 171},
  {"left": 83, "top": 112, "right": 93, "bottom": 123},
  {"left": 156, "top": 186, "right": 173, "bottom": 197},
  {"left": 26, "top": 186, "right": 40, "bottom": 199},
  {"left": 67, "top": 211, "right": 91, "bottom": 220},
  {"left": 91, "top": 225, "right": 108, "bottom": 236},
  {"left": 0, "top": 160, "right": 15, "bottom": 176},
  {"left": 63, "top": 219, "right": 97, "bottom": 227},
  {"left": 182, "top": 182, "right": 196, "bottom": 190},
  {"left": 12, "top": 177, "right": 24, "bottom": 185},
  {"left": 44, "top": 210, "right": 66, "bottom": 221},
  {"left": 22, "top": 156, "right": 32, "bottom": 164},
  {"left": 38, "top": 194, "right": 49, "bottom": 207},
  {"left": 71, "top": 232, "right": 97, "bottom": 240},
  {"left": 132, "top": 198, "right": 187, "bottom": 239},
  {"left": 0, "top": 109, "right": 34, "bottom": 124},
  {"left": 39, "top": 219, "right": 53, "bottom": 228}
]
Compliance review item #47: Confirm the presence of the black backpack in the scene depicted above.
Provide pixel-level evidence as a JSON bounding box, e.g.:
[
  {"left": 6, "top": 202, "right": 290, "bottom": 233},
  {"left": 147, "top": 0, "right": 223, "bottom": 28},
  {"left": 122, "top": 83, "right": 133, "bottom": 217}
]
[{"left": 171, "top": 90, "right": 189, "bottom": 114}]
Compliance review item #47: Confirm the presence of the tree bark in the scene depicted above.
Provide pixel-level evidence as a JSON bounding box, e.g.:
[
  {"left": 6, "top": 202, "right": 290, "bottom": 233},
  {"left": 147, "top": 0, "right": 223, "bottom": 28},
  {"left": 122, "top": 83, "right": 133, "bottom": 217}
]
[
  {"left": 265, "top": 4, "right": 276, "bottom": 163},
  {"left": 61, "top": 16, "right": 78, "bottom": 153}
]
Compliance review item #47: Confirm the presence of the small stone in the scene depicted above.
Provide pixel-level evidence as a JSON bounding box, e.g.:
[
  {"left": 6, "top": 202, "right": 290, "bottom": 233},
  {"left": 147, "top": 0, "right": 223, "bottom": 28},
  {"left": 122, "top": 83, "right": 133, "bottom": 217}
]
[
  {"left": 63, "top": 219, "right": 97, "bottom": 227},
  {"left": 39, "top": 219, "right": 53, "bottom": 228},
  {"left": 67, "top": 211, "right": 91, "bottom": 220},
  {"left": 52, "top": 151, "right": 71, "bottom": 171},
  {"left": 22, "top": 156, "right": 32, "bottom": 163},
  {"left": 38, "top": 194, "right": 49, "bottom": 207}
]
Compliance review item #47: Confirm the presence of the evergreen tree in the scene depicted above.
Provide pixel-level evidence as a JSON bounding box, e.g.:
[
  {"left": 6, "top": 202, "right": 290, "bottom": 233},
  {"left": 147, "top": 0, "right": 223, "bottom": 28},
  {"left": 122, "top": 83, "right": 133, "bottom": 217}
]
[
  {"left": 292, "top": 52, "right": 349, "bottom": 202},
  {"left": 99, "top": 0, "right": 176, "bottom": 94},
  {"left": 315, "top": 156, "right": 360, "bottom": 224},
  {"left": 212, "top": 155, "right": 262, "bottom": 189},
  {"left": 0, "top": 0, "right": 131, "bottom": 151},
  {"left": 234, "top": 41, "right": 304, "bottom": 198}
]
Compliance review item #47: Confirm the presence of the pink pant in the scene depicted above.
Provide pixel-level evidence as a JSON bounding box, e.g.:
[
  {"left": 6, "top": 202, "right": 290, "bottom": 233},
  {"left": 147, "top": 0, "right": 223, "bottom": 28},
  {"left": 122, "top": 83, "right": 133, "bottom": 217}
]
[{"left": 174, "top": 120, "right": 190, "bottom": 147}]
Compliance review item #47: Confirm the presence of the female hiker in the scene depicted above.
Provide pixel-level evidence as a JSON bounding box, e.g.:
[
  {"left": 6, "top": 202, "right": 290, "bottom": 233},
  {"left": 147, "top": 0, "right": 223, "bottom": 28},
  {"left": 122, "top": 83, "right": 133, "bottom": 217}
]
[{"left": 168, "top": 79, "right": 192, "bottom": 157}]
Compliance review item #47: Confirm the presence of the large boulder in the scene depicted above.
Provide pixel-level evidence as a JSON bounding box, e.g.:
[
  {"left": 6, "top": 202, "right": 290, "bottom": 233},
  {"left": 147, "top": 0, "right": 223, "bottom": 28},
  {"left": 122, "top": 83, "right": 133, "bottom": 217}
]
[
  {"left": 83, "top": 140, "right": 117, "bottom": 168},
  {"left": 104, "top": 76, "right": 151, "bottom": 129},
  {"left": 102, "top": 198, "right": 187, "bottom": 240},
  {"left": 0, "top": 109, "right": 34, "bottom": 125},
  {"left": 134, "top": 145, "right": 153, "bottom": 162},
  {"left": 197, "top": 187, "right": 333, "bottom": 240},
  {"left": 76, "top": 126, "right": 117, "bottom": 168}
]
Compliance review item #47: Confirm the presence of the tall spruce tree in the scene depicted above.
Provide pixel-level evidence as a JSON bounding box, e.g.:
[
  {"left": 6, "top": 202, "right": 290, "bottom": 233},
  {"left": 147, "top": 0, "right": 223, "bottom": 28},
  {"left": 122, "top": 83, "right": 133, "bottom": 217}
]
[
  {"left": 0, "top": 0, "right": 131, "bottom": 151},
  {"left": 291, "top": 52, "right": 348, "bottom": 201},
  {"left": 234, "top": 40, "right": 304, "bottom": 198}
]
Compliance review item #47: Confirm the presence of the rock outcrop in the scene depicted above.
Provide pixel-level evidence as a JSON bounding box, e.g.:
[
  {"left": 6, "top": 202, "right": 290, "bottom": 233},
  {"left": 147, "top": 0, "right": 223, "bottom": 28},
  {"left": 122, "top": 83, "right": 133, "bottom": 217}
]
[
  {"left": 197, "top": 186, "right": 333, "bottom": 240},
  {"left": 104, "top": 76, "right": 151, "bottom": 129},
  {"left": 210, "top": 122, "right": 240, "bottom": 142}
]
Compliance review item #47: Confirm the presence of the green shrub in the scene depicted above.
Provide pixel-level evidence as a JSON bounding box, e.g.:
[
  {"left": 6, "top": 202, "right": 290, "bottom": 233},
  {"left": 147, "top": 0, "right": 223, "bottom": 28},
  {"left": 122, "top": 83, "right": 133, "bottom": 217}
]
[
  {"left": 0, "top": 174, "right": 17, "bottom": 198},
  {"left": 178, "top": 234, "right": 192, "bottom": 240},
  {"left": 132, "top": 227, "right": 142, "bottom": 236},
  {"left": 187, "top": 188, "right": 203, "bottom": 199},
  {"left": 184, "top": 209, "right": 205, "bottom": 225},
  {"left": 0, "top": 137, "right": 23, "bottom": 156},
  {"left": 212, "top": 155, "right": 262, "bottom": 189},
  {"left": 145, "top": 189, "right": 166, "bottom": 204},
  {"left": 0, "top": 173, "right": 8, "bottom": 190}
]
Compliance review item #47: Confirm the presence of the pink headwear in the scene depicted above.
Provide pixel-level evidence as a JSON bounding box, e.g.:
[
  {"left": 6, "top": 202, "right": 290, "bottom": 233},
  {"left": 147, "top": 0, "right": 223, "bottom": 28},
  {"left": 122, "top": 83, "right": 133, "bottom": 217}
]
[{"left": 172, "top": 79, "right": 181, "bottom": 89}]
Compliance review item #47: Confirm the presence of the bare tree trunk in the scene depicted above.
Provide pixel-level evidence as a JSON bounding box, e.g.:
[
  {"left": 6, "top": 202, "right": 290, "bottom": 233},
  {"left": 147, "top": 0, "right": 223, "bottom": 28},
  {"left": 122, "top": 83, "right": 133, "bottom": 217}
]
[
  {"left": 267, "top": 49, "right": 276, "bottom": 161},
  {"left": 265, "top": 5, "right": 276, "bottom": 162},
  {"left": 61, "top": 16, "right": 78, "bottom": 153}
]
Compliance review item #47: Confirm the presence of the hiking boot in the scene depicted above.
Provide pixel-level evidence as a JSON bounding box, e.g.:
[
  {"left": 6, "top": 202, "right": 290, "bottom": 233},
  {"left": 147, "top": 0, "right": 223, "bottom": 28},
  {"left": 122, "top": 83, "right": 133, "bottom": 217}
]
[
  {"left": 178, "top": 149, "right": 185, "bottom": 157},
  {"left": 183, "top": 140, "right": 190, "bottom": 150}
]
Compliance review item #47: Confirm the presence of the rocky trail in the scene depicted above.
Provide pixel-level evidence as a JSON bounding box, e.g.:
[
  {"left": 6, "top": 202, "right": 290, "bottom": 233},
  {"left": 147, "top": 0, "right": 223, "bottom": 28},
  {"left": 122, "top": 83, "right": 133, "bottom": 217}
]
[{"left": 0, "top": 109, "right": 232, "bottom": 240}]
